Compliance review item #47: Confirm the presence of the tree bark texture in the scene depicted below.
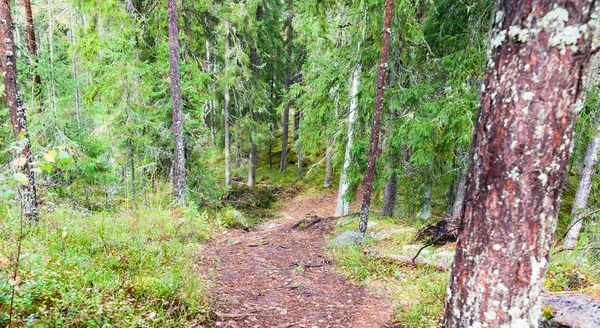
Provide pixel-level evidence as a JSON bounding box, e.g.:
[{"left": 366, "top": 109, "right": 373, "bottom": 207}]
[
  {"left": 224, "top": 18, "right": 232, "bottom": 186},
  {"left": 443, "top": 1, "right": 599, "bottom": 326},
  {"left": 335, "top": 65, "right": 360, "bottom": 216},
  {"left": 0, "top": 0, "right": 39, "bottom": 221},
  {"left": 279, "top": 7, "right": 293, "bottom": 172},
  {"left": 563, "top": 122, "right": 600, "bottom": 249},
  {"left": 167, "top": 0, "right": 186, "bottom": 204},
  {"left": 358, "top": 0, "right": 395, "bottom": 239},
  {"left": 22, "top": 0, "right": 41, "bottom": 99}
]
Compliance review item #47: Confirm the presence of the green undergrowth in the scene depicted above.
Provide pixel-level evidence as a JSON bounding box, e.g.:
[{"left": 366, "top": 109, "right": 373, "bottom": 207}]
[
  {"left": 0, "top": 199, "right": 226, "bottom": 327},
  {"left": 329, "top": 214, "right": 600, "bottom": 327}
]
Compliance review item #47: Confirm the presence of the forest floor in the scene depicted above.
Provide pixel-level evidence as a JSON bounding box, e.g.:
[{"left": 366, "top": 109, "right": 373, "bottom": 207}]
[{"left": 201, "top": 189, "right": 400, "bottom": 327}]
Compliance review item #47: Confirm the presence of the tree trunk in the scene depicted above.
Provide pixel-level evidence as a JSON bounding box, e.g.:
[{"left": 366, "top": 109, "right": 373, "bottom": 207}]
[
  {"left": 417, "top": 183, "right": 432, "bottom": 220},
  {"left": 224, "top": 18, "right": 231, "bottom": 186},
  {"left": 294, "top": 109, "right": 302, "bottom": 181},
  {"left": 167, "top": 0, "right": 186, "bottom": 204},
  {"left": 381, "top": 170, "right": 398, "bottom": 217},
  {"left": 279, "top": 6, "right": 293, "bottom": 172},
  {"left": 563, "top": 122, "right": 600, "bottom": 249},
  {"left": 382, "top": 119, "right": 399, "bottom": 217},
  {"left": 335, "top": 65, "right": 360, "bottom": 216},
  {"left": 357, "top": 0, "right": 395, "bottom": 239},
  {"left": 451, "top": 167, "right": 467, "bottom": 217},
  {"left": 23, "top": 0, "right": 42, "bottom": 101},
  {"left": 0, "top": 0, "right": 39, "bottom": 221},
  {"left": 125, "top": 0, "right": 134, "bottom": 13},
  {"left": 69, "top": 6, "right": 81, "bottom": 129},
  {"left": 324, "top": 135, "right": 333, "bottom": 188},
  {"left": 235, "top": 138, "right": 241, "bottom": 168},
  {"left": 248, "top": 141, "right": 257, "bottom": 187},
  {"left": 47, "top": 0, "right": 56, "bottom": 112},
  {"left": 443, "top": 1, "right": 599, "bottom": 326},
  {"left": 247, "top": 6, "right": 261, "bottom": 187}
]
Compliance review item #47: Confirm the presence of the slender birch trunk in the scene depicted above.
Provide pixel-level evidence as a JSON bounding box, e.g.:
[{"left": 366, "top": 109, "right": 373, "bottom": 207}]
[
  {"left": 224, "top": 18, "right": 231, "bottom": 186},
  {"left": 0, "top": 0, "right": 39, "bottom": 221},
  {"left": 563, "top": 122, "right": 600, "bottom": 249},
  {"left": 335, "top": 65, "right": 360, "bottom": 216},
  {"left": 357, "top": 0, "right": 395, "bottom": 239},
  {"left": 443, "top": 1, "right": 599, "bottom": 325},
  {"left": 167, "top": 0, "right": 186, "bottom": 204}
]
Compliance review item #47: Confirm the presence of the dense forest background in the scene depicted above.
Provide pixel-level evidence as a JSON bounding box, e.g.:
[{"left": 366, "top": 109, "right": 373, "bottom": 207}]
[{"left": 1, "top": 0, "right": 599, "bottom": 326}]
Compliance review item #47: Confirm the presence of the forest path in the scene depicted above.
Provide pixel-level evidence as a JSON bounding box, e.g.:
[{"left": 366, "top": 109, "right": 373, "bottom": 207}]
[{"left": 203, "top": 189, "right": 398, "bottom": 327}]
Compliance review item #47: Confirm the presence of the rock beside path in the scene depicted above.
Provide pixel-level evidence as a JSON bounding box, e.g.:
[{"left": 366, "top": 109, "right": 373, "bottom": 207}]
[
  {"left": 539, "top": 293, "right": 600, "bottom": 328},
  {"left": 329, "top": 230, "right": 363, "bottom": 247}
]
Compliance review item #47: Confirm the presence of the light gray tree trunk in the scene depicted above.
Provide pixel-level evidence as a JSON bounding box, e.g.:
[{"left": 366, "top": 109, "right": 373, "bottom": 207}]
[
  {"left": 417, "top": 183, "right": 431, "bottom": 220},
  {"left": 224, "top": 18, "right": 231, "bottom": 186},
  {"left": 451, "top": 167, "right": 467, "bottom": 217},
  {"left": 247, "top": 141, "right": 257, "bottom": 187},
  {"left": 563, "top": 123, "right": 600, "bottom": 249},
  {"left": 443, "top": 0, "right": 599, "bottom": 326},
  {"left": 167, "top": 0, "right": 186, "bottom": 204},
  {"left": 335, "top": 65, "right": 360, "bottom": 216}
]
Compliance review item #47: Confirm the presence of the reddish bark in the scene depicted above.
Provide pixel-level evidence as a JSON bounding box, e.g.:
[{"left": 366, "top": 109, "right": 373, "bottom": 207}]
[
  {"left": 357, "top": 0, "right": 395, "bottom": 238},
  {"left": 443, "top": 1, "right": 599, "bottom": 326},
  {"left": 0, "top": 0, "right": 39, "bottom": 220}
]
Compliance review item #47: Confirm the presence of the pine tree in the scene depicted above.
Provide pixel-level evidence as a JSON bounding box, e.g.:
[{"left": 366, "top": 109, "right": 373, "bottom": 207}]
[
  {"left": 443, "top": 0, "right": 599, "bottom": 325},
  {"left": 357, "top": 0, "right": 395, "bottom": 239}
]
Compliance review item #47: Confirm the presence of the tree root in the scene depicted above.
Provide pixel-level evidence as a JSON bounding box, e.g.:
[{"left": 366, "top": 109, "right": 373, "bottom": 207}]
[
  {"left": 290, "top": 212, "right": 359, "bottom": 231},
  {"left": 363, "top": 249, "right": 450, "bottom": 272}
]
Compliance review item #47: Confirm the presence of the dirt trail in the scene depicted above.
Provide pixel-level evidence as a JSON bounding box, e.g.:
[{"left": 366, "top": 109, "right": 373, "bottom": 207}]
[{"left": 203, "top": 189, "right": 397, "bottom": 327}]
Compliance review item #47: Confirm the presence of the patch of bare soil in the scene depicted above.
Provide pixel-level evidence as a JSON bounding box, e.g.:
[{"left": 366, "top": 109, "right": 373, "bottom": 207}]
[{"left": 201, "top": 189, "right": 398, "bottom": 327}]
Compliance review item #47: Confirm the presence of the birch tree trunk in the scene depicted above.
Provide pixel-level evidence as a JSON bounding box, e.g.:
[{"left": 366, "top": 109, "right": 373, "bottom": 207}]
[
  {"left": 224, "top": 18, "right": 232, "bottom": 186},
  {"left": 357, "top": 0, "right": 395, "bottom": 239},
  {"left": 23, "top": 0, "right": 41, "bottom": 100},
  {"left": 0, "top": 0, "right": 39, "bottom": 221},
  {"left": 335, "top": 65, "right": 360, "bottom": 216},
  {"left": 563, "top": 122, "right": 600, "bottom": 249},
  {"left": 167, "top": 0, "right": 186, "bottom": 204},
  {"left": 443, "top": 1, "right": 599, "bottom": 326}
]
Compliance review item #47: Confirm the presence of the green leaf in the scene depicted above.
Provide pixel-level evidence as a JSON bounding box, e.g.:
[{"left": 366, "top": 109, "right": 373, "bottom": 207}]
[
  {"left": 13, "top": 173, "right": 29, "bottom": 186},
  {"left": 40, "top": 164, "right": 53, "bottom": 173}
]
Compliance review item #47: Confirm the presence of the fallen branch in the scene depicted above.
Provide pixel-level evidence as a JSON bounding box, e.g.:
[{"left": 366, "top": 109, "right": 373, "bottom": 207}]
[
  {"left": 552, "top": 208, "right": 600, "bottom": 251},
  {"left": 412, "top": 227, "right": 458, "bottom": 263},
  {"left": 290, "top": 212, "right": 359, "bottom": 231},
  {"left": 363, "top": 249, "right": 450, "bottom": 272}
]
